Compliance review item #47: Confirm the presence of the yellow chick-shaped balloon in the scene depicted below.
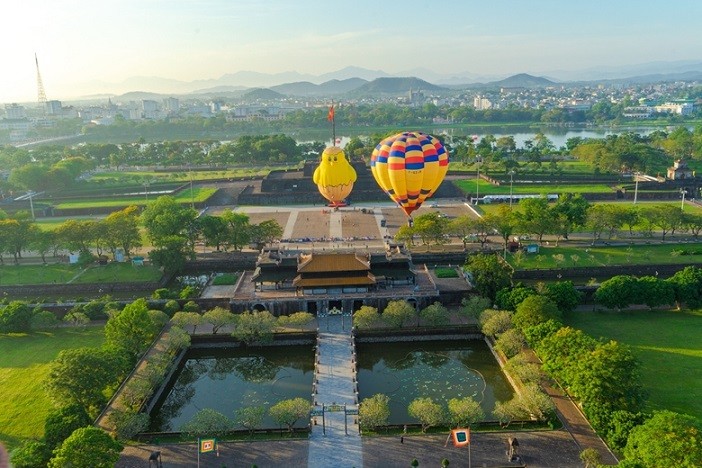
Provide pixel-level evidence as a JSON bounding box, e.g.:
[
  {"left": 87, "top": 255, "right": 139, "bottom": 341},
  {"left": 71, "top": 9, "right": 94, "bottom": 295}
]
[{"left": 313, "top": 146, "right": 357, "bottom": 206}]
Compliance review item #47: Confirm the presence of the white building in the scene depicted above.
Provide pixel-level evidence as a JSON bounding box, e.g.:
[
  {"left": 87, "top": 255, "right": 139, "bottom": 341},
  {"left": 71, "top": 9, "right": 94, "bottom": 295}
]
[
  {"left": 473, "top": 96, "right": 493, "bottom": 110},
  {"left": 5, "top": 103, "right": 26, "bottom": 119}
]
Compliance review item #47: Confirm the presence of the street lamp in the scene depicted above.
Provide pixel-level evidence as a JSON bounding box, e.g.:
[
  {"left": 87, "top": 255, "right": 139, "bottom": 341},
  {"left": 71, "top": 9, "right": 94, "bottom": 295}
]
[
  {"left": 475, "top": 157, "right": 482, "bottom": 205},
  {"left": 509, "top": 170, "right": 515, "bottom": 209},
  {"left": 681, "top": 188, "right": 687, "bottom": 211}
]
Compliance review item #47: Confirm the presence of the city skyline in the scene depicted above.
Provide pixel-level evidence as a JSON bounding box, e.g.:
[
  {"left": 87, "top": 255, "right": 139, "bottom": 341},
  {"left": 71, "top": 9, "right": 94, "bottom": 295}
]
[{"left": 2, "top": 0, "right": 701, "bottom": 104}]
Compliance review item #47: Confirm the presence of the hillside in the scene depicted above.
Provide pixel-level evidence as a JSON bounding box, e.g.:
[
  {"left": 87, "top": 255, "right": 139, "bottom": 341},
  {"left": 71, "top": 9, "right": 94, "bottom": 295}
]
[
  {"left": 270, "top": 78, "right": 367, "bottom": 96},
  {"left": 348, "top": 77, "right": 446, "bottom": 96}
]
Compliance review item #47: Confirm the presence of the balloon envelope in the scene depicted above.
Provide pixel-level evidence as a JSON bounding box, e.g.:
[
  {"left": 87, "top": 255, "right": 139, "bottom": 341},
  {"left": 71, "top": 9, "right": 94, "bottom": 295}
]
[
  {"left": 313, "top": 146, "right": 357, "bottom": 205},
  {"left": 370, "top": 131, "right": 449, "bottom": 216}
]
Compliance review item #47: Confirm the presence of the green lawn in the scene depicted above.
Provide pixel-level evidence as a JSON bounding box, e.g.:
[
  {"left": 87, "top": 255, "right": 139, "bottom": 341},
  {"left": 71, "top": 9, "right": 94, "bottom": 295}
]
[
  {"left": 54, "top": 187, "right": 217, "bottom": 209},
  {"left": 508, "top": 244, "right": 702, "bottom": 270},
  {"left": 454, "top": 178, "right": 616, "bottom": 195},
  {"left": 0, "top": 327, "right": 106, "bottom": 448},
  {"left": 89, "top": 166, "right": 297, "bottom": 183},
  {"left": 564, "top": 309, "right": 702, "bottom": 419},
  {"left": 0, "top": 263, "right": 162, "bottom": 285}
]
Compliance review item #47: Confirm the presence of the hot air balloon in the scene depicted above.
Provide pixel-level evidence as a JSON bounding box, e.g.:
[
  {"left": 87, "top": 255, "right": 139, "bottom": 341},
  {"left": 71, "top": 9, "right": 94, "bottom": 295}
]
[
  {"left": 313, "top": 146, "right": 357, "bottom": 206},
  {"left": 370, "top": 131, "right": 449, "bottom": 217}
]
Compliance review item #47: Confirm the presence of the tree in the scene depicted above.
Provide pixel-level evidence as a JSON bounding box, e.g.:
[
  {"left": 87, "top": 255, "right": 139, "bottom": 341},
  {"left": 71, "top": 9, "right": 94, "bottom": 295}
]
[
  {"left": 0, "top": 300, "right": 33, "bottom": 333},
  {"left": 381, "top": 300, "right": 416, "bottom": 328},
  {"left": 48, "top": 427, "right": 123, "bottom": 468},
  {"left": 103, "top": 205, "right": 142, "bottom": 257},
  {"left": 517, "top": 197, "right": 554, "bottom": 244},
  {"left": 412, "top": 212, "right": 449, "bottom": 245},
  {"left": 148, "top": 234, "right": 192, "bottom": 273},
  {"left": 480, "top": 310, "right": 513, "bottom": 338},
  {"left": 595, "top": 275, "right": 639, "bottom": 310},
  {"left": 540, "top": 281, "right": 583, "bottom": 313},
  {"left": 44, "top": 347, "right": 127, "bottom": 416},
  {"left": 494, "top": 384, "right": 554, "bottom": 426},
  {"left": 537, "top": 326, "right": 597, "bottom": 385},
  {"left": 250, "top": 219, "right": 284, "bottom": 248},
  {"left": 221, "top": 210, "right": 252, "bottom": 251},
  {"left": 408, "top": 397, "right": 445, "bottom": 433},
  {"left": 495, "top": 286, "right": 536, "bottom": 311},
  {"left": 234, "top": 405, "right": 266, "bottom": 435},
  {"left": 203, "top": 306, "right": 237, "bottom": 334},
  {"left": 484, "top": 206, "right": 517, "bottom": 253},
  {"left": 667, "top": 266, "right": 702, "bottom": 308},
  {"left": 141, "top": 195, "right": 197, "bottom": 243},
  {"left": 359, "top": 393, "right": 391, "bottom": 431},
  {"left": 269, "top": 397, "right": 310, "bottom": 432},
  {"left": 232, "top": 310, "right": 277, "bottom": 344},
  {"left": 104, "top": 298, "right": 159, "bottom": 363},
  {"left": 10, "top": 440, "right": 51, "bottom": 468},
  {"left": 504, "top": 354, "right": 542, "bottom": 384},
  {"left": 624, "top": 411, "right": 702, "bottom": 468},
  {"left": 198, "top": 215, "right": 230, "bottom": 251},
  {"left": 459, "top": 295, "right": 492, "bottom": 322},
  {"left": 353, "top": 305, "right": 382, "bottom": 329},
  {"left": 580, "top": 448, "right": 602, "bottom": 468},
  {"left": 107, "top": 409, "right": 150, "bottom": 441},
  {"left": 637, "top": 276, "right": 675, "bottom": 309},
  {"left": 571, "top": 341, "right": 644, "bottom": 430},
  {"left": 495, "top": 328, "right": 526, "bottom": 358},
  {"left": 447, "top": 397, "right": 484, "bottom": 428},
  {"left": 513, "top": 295, "right": 561, "bottom": 330},
  {"left": 171, "top": 311, "right": 203, "bottom": 333},
  {"left": 44, "top": 403, "right": 92, "bottom": 450},
  {"left": 420, "top": 302, "right": 450, "bottom": 326},
  {"left": 465, "top": 253, "right": 512, "bottom": 301},
  {"left": 604, "top": 410, "right": 647, "bottom": 453},
  {"left": 181, "top": 408, "right": 232, "bottom": 437},
  {"left": 31, "top": 310, "right": 60, "bottom": 330},
  {"left": 278, "top": 311, "right": 314, "bottom": 330}
]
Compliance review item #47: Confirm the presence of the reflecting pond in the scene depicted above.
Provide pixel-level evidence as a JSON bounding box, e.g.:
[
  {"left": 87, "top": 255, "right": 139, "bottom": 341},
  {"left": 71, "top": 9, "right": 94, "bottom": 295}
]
[
  {"left": 149, "top": 346, "right": 314, "bottom": 432},
  {"left": 357, "top": 340, "right": 514, "bottom": 424}
]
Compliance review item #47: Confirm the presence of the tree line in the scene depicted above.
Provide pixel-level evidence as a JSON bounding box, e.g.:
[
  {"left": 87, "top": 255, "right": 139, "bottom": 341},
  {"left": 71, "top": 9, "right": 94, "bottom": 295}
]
[{"left": 464, "top": 253, "right": 702, "bottom": 467}]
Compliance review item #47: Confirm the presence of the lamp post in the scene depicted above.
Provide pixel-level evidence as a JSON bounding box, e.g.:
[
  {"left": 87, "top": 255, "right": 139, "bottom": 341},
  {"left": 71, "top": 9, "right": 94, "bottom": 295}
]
[
  {"left": 475, "top": 157, "right": 482, "bottom": 205},
  {"left": 681, "top": 188, "right": 687, "bottom": 211},
  {"left": 509, "top": 170, "right": 515, "bottom": 209},
  {"left": 633, "top": 173, "right": 639, "bottom": 204}
]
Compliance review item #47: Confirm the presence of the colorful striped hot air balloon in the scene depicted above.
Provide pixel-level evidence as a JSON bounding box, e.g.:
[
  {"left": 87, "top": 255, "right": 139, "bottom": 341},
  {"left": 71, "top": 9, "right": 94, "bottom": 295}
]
[{"left": 370, "top": 131, "right": 449, "bottom": 217}]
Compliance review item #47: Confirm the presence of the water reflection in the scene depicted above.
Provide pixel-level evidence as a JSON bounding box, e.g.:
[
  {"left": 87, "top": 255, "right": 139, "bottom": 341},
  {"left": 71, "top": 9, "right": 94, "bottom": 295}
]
[
  {"left": 357, "top": 340, "right": 513, "bottom": 424},
  {"left": 150, "top": 346, "right": 313, "bottom": 432}
]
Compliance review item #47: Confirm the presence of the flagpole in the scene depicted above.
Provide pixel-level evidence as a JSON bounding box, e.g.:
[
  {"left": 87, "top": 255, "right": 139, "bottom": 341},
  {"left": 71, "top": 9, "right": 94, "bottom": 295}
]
[
  {"left": 330, "top": 100, "right": 336, "bottom": 146},
  {"left": 197, "top": 438, "right": 200, "bottom": 468}
]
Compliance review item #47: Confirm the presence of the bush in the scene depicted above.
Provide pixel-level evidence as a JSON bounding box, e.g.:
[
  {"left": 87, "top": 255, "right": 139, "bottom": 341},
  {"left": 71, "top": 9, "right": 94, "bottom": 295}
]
[
  {"left": 44, "top": 403, "right": 92, "bottom": 450},
  {"left": 0, "top": 301, "right": 33, "bottom": 333},
  {"left": 182, "top": 300, "right": 201, "bottom": 313},
  {"left": 31, "top": 310, "right": 60, "bottom": 330},
  {"left": 10, "top": 440, "right": 51, "bottom": 468},
  {"left": 152, "top": 288, "right": 177, "bottom": 300},
  {"left": 162, "top": 299, "right": 181, "bottom": 317}
]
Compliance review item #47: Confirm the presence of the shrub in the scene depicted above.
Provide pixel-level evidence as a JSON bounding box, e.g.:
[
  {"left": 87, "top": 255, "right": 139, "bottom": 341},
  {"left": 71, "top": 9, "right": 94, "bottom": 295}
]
[
  {"left": 0, "top": 301, "right": 33, "bottom": 333},
  {"left": 435, "top": 267, "right": 459, "bottom": 278},
  {"left": 162, "top": 299, "right": 181, "bottom": 317},
  {"left": 182, "top": 300, "right": 201, "bottom": 313}
]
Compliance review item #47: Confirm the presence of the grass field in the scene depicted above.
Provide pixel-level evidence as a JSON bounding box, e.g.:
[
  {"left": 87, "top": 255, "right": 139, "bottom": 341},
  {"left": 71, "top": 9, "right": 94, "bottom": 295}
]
[
  {"left": 89, "top": 165, "right": 300, "bottom": 184},
  {"left": 0, "top": 263, "right": 162, "bottom": 285},
  {"left": 507, "top": 243, "right": 702, "bottom": 269},
  {"left": 454, "top": 178, "right": 616, "bottom": 195},
  {"left": 0, "top": 327, "right": 106, "bottom": 449},
  {"left": 565, "top": 309, "right": 702, "bottom": 420},
  {"left": 53, "top": 187, "right": 217, "bottom": 209}
]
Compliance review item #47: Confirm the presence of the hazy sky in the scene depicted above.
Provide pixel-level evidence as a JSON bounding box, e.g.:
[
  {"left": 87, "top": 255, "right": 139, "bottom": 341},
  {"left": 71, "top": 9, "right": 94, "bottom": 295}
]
[{"left": 2, "top": 0, "right": 701, "bottom": 103}]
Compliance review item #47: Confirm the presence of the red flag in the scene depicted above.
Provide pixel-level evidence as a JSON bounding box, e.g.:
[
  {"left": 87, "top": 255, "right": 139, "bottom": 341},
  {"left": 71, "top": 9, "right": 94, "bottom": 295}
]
[{"left": 327, "top": 105, "right": 335, "bottom": 122}]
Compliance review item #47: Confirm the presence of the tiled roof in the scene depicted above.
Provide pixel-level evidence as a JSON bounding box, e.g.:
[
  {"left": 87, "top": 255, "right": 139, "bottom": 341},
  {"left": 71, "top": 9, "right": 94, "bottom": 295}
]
[{"left": 297, "top": 253, "right": 370, "bottom": 272}]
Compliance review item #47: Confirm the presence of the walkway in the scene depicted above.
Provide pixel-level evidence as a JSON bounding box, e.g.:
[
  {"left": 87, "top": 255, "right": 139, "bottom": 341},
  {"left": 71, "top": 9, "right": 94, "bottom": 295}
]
[
  {"left": 282, "top": 210, "right": 299, "bottom": 240},
  {"left": 308, "top": 313, "right": 363, "bottom": 468},
  {"left": 524, "top": 350, "right": 619, "bottom": 466}
]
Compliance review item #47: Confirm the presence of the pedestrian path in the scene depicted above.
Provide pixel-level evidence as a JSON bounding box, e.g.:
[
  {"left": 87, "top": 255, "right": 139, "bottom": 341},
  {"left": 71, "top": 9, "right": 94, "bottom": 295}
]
[
  {"left": 329, "top": 211, "right": 343, "bottom": 239},
  {"left": 308, "top": 314, "right": 363, "bottom": 468},
  {"left": 282, "top": 210, "right": 298, "bottom": 239}
]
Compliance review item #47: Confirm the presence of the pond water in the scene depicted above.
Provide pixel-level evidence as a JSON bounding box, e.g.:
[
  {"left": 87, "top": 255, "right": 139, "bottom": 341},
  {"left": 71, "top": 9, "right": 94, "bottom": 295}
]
[
  {"left": 357, "top": 340, "right": 514, "bottom": 424},
  {"left": 149, "top": 345, "right": 314, "bottom": 432}
]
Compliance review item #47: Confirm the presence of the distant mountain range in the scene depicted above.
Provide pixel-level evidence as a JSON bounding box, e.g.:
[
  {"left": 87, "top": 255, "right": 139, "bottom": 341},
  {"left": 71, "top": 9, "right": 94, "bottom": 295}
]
[{"left": 68, "top": 60, "right": 702, "bottom": 103}]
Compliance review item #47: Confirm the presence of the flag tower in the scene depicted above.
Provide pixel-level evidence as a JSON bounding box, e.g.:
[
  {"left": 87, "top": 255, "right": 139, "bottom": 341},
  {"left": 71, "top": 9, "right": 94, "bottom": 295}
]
[{"left": 35, "top": 53, "right": 47, "bottom": 105}]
